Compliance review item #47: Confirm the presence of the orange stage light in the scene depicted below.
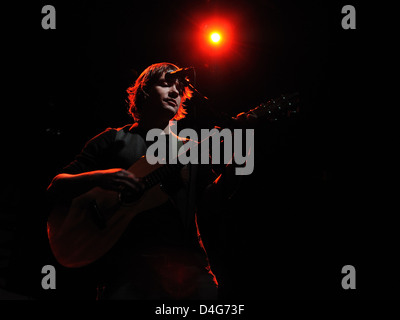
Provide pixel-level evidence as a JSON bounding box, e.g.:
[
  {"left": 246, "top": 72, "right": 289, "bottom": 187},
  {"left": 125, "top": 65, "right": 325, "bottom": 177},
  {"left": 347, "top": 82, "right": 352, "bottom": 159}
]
[
  {"left": 194, "top": 14, "right": 238, "bottom": 60},
  {"left": 210, "top": 32, "right": 222, "bottom": 44}
]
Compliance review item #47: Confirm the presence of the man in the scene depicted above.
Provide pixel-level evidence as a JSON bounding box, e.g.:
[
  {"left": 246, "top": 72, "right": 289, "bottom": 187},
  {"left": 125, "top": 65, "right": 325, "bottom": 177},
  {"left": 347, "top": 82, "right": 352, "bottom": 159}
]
[{"left": 47, "top": 62, "right": 246, "bottom": 300}]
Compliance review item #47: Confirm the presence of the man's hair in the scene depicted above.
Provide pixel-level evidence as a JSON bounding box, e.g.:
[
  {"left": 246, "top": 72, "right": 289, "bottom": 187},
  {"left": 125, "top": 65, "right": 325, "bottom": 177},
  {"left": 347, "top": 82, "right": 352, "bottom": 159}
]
[{"left": 126, "top": 62, "right": 193, "bottom": 122}]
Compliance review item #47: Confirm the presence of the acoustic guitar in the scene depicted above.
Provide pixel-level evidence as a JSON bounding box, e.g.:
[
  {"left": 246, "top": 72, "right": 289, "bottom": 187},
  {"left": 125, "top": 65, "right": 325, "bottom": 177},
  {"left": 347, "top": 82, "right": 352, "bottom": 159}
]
[{"left": 47, "top": 93, "right": 299, "bottom": 268}]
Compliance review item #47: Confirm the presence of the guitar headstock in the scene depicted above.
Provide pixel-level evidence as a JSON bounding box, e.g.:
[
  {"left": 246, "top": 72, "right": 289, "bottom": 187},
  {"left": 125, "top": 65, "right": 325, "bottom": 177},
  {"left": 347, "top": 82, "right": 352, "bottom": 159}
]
[{"left": 241, "top": 92, "right": 300, "bottom": 123}]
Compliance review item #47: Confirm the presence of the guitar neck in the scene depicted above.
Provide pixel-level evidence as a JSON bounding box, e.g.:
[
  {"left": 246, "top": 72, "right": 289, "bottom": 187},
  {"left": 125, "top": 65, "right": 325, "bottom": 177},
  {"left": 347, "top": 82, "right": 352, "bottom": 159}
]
[
  {"left": 142, "top": 162, "right": 185, "bottom": 190},
  {"left": 211, "top": 92, "right": 300, "bottom": 129},
  {"left": 142, "top": 92, "right": 300, "bottom": 187}
]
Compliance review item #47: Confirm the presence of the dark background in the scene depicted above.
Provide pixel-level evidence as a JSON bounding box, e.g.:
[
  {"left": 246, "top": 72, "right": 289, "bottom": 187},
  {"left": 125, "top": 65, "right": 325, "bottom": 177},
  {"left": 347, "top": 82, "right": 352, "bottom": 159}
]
[{"left": 1, "top": 0, "right": 396, "bottom": 300}]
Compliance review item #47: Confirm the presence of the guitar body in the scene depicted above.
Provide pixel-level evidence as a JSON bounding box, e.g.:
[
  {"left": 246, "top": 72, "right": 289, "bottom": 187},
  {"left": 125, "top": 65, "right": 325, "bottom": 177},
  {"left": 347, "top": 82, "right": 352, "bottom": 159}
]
[{"left": 47, "top": 156, "right": 169, "bottom": 268}]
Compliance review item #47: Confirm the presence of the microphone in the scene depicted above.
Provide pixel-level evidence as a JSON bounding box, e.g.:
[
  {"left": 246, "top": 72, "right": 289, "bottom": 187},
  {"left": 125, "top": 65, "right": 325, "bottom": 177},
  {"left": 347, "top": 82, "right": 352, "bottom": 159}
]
[{"left": 165, "top": 67, "right": 195, "bottom": 83}]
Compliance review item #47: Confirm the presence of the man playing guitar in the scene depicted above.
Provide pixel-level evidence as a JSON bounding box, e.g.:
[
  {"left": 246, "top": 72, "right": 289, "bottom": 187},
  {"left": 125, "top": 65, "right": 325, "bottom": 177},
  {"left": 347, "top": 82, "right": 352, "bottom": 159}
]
[{"left": 47, "top": 62, "right": 250, "bottom": 299}]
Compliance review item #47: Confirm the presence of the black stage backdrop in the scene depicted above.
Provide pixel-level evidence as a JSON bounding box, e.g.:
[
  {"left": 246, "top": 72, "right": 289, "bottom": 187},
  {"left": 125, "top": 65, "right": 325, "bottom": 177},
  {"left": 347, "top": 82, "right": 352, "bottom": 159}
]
[{"left": 1, "top": 0, "right": 396, "bottom": 302}]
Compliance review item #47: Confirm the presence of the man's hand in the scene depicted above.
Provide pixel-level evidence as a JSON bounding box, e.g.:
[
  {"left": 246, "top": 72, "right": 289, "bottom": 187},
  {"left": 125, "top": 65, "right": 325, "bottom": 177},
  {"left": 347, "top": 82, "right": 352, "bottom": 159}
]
[
  {"left": 94, "top": 168, "right": 144, "bottom": 193},
  {"left": 234, "top": 111, "right": 259, "bottom": 127}
]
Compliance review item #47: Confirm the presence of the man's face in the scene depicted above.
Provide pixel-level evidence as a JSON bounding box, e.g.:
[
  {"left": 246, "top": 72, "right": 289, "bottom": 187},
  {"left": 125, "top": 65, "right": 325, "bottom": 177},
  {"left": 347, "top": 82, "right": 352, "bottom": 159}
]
[{"left": 144, "top": 72, "right": 183, "bottom": 120}]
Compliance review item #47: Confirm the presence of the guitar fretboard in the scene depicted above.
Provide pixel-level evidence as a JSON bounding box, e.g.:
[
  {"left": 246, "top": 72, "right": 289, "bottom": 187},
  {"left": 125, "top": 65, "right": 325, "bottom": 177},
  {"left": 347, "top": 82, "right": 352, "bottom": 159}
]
[{"left": 142, "top": 163, "right": 185, "bottom": 189}]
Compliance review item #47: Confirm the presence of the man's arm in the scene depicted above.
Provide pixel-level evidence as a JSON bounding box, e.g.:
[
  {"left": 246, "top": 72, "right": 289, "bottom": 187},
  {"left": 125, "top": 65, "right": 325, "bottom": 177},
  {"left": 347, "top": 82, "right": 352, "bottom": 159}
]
[
  {"left": 47, "top": 168, "right": 143, "bottom": 202},
  {"left": 199, "top": 111, "right": 257, "bottom": 212}
]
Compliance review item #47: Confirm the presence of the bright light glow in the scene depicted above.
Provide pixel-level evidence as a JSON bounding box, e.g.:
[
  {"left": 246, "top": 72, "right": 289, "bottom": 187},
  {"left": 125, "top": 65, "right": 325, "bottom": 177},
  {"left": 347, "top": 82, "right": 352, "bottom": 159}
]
[
  {"left": 210, "top": 32, "right": 221, "bottom": 44},
  {"left": 197, "top": 16, "right": 235, "bottom": 57}
]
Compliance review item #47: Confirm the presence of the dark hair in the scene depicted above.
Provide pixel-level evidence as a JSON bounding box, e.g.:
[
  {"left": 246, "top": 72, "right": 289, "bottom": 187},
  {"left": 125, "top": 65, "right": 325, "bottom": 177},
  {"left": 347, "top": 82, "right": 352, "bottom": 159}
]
[{"left": 126, "top": 62, "right": 193, "bottom": 122}]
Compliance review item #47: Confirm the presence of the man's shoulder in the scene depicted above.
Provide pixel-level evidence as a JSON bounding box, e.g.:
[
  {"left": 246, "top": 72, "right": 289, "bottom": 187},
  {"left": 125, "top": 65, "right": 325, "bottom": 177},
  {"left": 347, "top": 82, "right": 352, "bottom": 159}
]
[
  {"left": 115, "top": 124, "right": 134, "bottom": 132},
  {"left": 83, "top": 124, "right": 132, "bottom": 147},
  {"left": 102, "top": 124, "right": 132, "bottom": 134},
  {"left": 95, "top": 124, "right": 133, "bottom": 137}
]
